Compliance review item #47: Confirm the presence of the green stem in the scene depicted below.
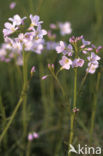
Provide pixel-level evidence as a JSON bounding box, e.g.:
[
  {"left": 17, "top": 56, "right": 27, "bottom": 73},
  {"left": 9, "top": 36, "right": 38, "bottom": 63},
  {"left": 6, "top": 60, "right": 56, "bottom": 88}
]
[
  {"left": 0, "top": 82, "right": 28, "bottom": 143},
  {"left": 22, "top": 51, "right": 28, "bottom": 138},
  {"left": 50, "top": 70, "right": 65, "bottom": 97},
  {"left": 68, "top": 68, "right": 77, "bottom": 156},
  {"left": 26, "top": 141, "right": 31, "bottom": 156},
  {"left": 78, "top": 72, "right": 88, "bottom": 94},
  {"left": 90, "top": 72, "right": 101, "bottom": 144}
]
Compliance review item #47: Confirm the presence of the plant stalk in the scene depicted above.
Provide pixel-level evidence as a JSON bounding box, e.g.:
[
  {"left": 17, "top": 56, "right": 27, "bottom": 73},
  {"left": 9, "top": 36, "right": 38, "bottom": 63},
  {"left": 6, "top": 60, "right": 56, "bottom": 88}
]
[{"left": 68, "top": 68, "right": 77, "bottom": 156}]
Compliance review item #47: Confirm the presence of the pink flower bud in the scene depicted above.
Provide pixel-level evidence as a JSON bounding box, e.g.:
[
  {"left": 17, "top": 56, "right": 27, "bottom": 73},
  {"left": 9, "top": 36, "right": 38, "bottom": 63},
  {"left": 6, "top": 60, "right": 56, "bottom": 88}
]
[
  {"left": 28, "top": 133, "right": 33, "bottom": 141},
  {"left": 31, "top": 66, "right": 35, "bottom": 76},
  {"left": 41, "top": 75, "right": 48, "bottom": 80},
  {"left": 33, "top": 132, "right": 39, "bottom": 139},
  {"left": 48, "top": 64, "right": 50, "bottom": 68}
]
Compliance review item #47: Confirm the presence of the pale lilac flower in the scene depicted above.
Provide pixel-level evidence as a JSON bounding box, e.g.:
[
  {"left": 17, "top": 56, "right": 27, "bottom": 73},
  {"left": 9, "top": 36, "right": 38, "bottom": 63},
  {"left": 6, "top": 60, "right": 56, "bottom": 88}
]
[
  {"left": 9, "top": 2, "right": 16, "bottom": 9},
  {"left": 59, "top": 56, "right": 72, "bottom": 70},
  {"left": 72, "top": 58, "right": 84, "bottom": 68},
  {"left": 56, "top": 41, "right": 65, "bottom": 53},
  {"left": 3, "top": 22, "right": 18, "bottom": 36},
  {"left": 67, "top": 44, "right": 73, "bottom": 56},
  {"left": 9, "top": 14, "right": 27, "bottom": 26},
  {"left": 59, "top": 22, "right": 72, "bottom": 36},
  {"left": 31, "top": 40, "right": 44, "bottom": 54},
  {"left": 36, "top": 26, "right": 47, "bottom": 39},
  {"left": 24, "top": 41, "right": 33, "bottom": 51},
  {"left": 12, "top": 41, "right": 22, "bottom": 53},
  {"left": 82, "top": 38, "right": 91, "bottom": 46},
  {"left": 96, "top": 46, "right": 103, "bottom": 53},
  {"left": 29, "top": 15, "right": 43, "bottom": 29},
  {"left": 87, "top": 52, "right": 100, "bottom": 65},
  {"left": 28, "top": 133, "right": 33, "bottom": 141},
  {"left": 86, "top": 64, "right": 98, "bottom": 74},
  {"left": 41, "top": 75, "right": 48, "bottom": 80}
]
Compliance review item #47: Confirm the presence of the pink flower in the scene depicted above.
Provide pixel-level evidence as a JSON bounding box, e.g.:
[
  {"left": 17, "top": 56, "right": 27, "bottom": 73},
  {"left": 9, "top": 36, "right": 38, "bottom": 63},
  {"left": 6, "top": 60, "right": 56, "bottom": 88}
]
[
  {"left": 96, "top": 46, "right": 103, "bottom": 53},
  {"left": 3, "top": 22, "right": 18, "bottom": 36},
  {"left": 59, "top": 56, "right": 72, "bottom": 70},
  {"left": 59, "top": 22, "right": 72, "bottom": 36},
  {"left": 82, "top": 38, "right": 91, "bottom": 46},
  {"left": 33, "top": 132, "right": 39, "bottom": 139},
  {"left": 36, "top": 26, "right": 47, "bottom": 39},
  {"left": 67, "top": 44, "right": 73, "bottom": 56},
  {"left": 29, "top": 15, "right": 43, "bottom": 28},
  {"left": 72, "top": 58, "right": 84, "bottom": 68},
  {"left": 28, "top": 133, "right": 33, "bottom": 141},
  {"left": 87, "top": 52, "right": 100, "bottom": 65},
  {"left": 86, "top": 64, "right": 98, "bottom": 74},
  {"left": 9, "top": 2, "right": 16, "bottom": 9},
  {"left": 9, "top": 14, "right": 27, "bottom": 26},
  {"left": 56, "top": 41, "right": 65, "bottom": 53}
]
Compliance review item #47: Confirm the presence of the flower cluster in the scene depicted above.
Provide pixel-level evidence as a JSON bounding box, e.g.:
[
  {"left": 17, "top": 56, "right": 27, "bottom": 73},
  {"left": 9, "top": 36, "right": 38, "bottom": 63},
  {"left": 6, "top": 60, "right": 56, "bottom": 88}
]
[
  {"left": 56, "top": 36, "right": 102, "bottom": 74},
  {"left": 0, "top": 14, "right": 47, "bottom": 65}
]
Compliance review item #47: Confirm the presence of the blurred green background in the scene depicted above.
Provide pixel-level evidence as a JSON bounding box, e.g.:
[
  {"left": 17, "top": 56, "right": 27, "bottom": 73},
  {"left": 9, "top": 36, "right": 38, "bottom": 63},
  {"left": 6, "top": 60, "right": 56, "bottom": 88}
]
[{"left": 0, "top": 0, "right": 103, "bottom": 155}]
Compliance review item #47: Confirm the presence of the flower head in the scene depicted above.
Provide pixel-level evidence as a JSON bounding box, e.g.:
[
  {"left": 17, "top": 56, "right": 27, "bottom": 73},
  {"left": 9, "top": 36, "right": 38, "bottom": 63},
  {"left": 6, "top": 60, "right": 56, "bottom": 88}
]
[
  {"left": 29, "top": 15, "right": 43, "bottom": 29},
  {"left": 86, "top": 64, "right": 98, "bottom": 74},
  {"left": 9, "top": 14, "right": 27, "bottom": 26},
  {"left": 59, "top": 22, "right": 72, "bottom": 36},
  {"left": 59, "top": 56, "right": 72, "bottom": 70},
  {"left": 87, "top": 52, "right": 100, "bottom": 65},
  {"left": 3, "top": 22, "right": 18, "bottom": 36},
  {"left": 56, "top": 41, "right": 65, "bottom": 53},
  {"left": 72, "top": 58, "right": 84, "bottom": 68}
]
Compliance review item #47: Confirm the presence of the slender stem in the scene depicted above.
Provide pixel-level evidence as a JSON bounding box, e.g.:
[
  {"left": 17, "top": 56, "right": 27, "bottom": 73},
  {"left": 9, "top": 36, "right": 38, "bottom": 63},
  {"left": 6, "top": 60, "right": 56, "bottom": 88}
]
[
  {"left": 68, "top": 68, "right": 77, "bottom": 156},
  {"left": 23, "top": 51, "right": 28, "bottom": 138},
  {"left": 78, "top": 72, "right": 88, "bottom": 94},
  {"left": 0, "top": 82, "right": 28, "bottom": 143},
  {"left": 90, "top": 72, "right": 101, "bottom": 144},
  {"left": 73, "top": 68, "right": 77, "bottom": 108},
  {"left": 50, "top": 70, "right": 65, "bottom": 97},
  {"left": 26, "top": 141, "right": 31, "bottom": 156}
]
